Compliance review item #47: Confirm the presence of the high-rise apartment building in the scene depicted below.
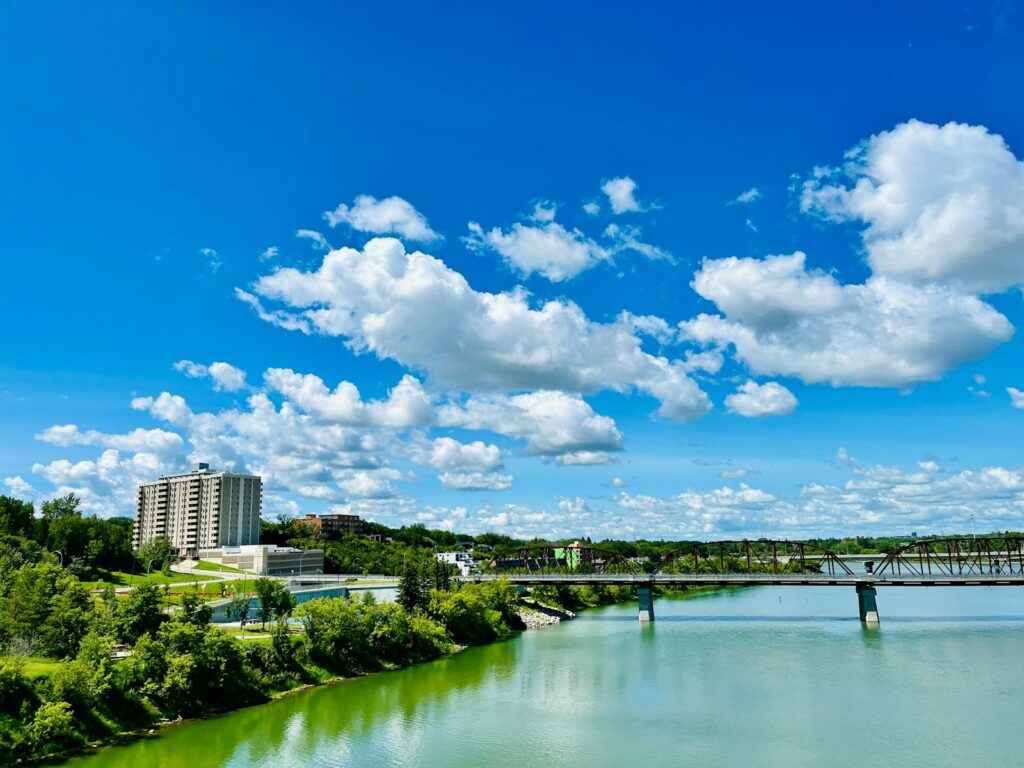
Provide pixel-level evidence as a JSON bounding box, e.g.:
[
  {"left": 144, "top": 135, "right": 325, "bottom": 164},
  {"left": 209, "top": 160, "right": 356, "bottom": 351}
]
[{"left": 133, "top": 463, "right": 262, "bottom": 555}]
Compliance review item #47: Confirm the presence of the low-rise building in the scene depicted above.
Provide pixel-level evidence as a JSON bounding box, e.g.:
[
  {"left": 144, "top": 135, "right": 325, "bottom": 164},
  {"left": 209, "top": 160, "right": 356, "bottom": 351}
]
[
  {"left": 436, "top": 550, "right": 478, "bottom": 577},
  {"left": 292, "top": 513, "right": 363, "bottom": 537},
  {"left": 197, "top": 544, "right": 325, "bottom": 576}
]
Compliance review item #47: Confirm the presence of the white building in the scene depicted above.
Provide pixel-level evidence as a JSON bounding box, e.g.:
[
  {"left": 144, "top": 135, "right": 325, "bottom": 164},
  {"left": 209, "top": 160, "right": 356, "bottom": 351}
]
[
  {"left": 436, "top": 551, "right": 478, "bottom": 577},
  {"left": 196, "top": 544, "right": 324, "bottom": 576},
  {"left": 133, "top": 463, "right": 262, "bottom": 555}
]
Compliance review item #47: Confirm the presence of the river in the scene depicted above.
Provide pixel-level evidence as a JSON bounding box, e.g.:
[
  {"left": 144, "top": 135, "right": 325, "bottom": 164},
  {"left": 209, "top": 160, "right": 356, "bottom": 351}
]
[{"left": 66, "top": 585, "right": 1024, "bottom": 767}]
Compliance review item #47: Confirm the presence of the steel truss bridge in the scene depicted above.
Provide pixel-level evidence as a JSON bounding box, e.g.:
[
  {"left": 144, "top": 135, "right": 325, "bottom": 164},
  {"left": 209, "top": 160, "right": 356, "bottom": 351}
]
[{"left": 478, "top": 537, "right": 1024, "bottom": 623}]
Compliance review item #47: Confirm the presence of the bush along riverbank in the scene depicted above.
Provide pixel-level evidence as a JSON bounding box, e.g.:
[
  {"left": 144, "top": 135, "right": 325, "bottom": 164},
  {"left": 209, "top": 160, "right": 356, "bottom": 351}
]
[{"left": 0, "top": 576, "right": 524, "bottom": 766}]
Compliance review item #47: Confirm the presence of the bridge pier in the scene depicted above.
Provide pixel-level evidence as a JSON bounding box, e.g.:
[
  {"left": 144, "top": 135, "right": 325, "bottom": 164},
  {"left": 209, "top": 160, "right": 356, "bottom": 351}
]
[
  {"left": 638, "top": 584, "right": 655, "bottom": 622},
  {"left": 856, "top": 584, "right": 879, "bottom": 624}
]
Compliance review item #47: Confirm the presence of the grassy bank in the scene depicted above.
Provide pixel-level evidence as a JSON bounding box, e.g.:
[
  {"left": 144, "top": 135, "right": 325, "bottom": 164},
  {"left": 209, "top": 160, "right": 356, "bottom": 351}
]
[{"left": 0, "top": 580, "right": 523, "bottom": 765}]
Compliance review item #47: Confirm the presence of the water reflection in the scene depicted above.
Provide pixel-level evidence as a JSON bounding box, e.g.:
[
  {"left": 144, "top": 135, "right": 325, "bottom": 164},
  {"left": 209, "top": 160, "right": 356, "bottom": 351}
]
[
  {"left": 68, "top": 586, "right": 1024, "bottom": 768},
  {"left": 70, "top": 638, "right": 520, "bottom": 768}
]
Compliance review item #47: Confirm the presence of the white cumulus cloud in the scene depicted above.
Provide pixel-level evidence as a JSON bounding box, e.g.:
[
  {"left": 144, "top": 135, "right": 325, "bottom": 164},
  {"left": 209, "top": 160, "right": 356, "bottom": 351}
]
[
  {"left": 296, "top": 229, "right": 330, "bottom": 251},
  {"left": 801, "top": 119, "right": 1024, "bottom": 294},
  {"left": 242, "top": 237, "right": 711, "bottom": 421},
  {"left": 730, "top": 187, "right": 762, "bottom": 205},
  {"left": 438, "top": 472, "right": 513, "bottom": 491},
  {"left": 4, "top": 475, "right": 36, "bottom": 499},
  {"left": 725, "top": 380, "right": 798, "bottom": 417},
  {"left": 1009, "top": 387, "right": 1024, "bottom": 409},
  {"left": 36, "top": 424, "right": 185, "bottom": 455},
  {"left": 681, "top": 252, "right": 1012, "bottom": 386},
  {"left": 174, "top": 360, "right": 248, "bottom": 392},
  {"left": 601, "top": 176, "right": 645, "bottom": 214},
  {"left": 465, "top": 221, "right": 609, "bottom": 282},
  {"left": 439, "top": 391, "right": 623, "bottom": 461},
  {"left": 324, "top": 194, "right": 440, "bottom": 242},
  {"left": 263, "top": 369, "right": 432, "bottom": 428}
]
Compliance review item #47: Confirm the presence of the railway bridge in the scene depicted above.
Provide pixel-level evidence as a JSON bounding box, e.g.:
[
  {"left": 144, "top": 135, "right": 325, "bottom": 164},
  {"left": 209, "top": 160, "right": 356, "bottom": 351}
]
[{"left": 477, "top": 536, "right": 1024, "bottom": 623}]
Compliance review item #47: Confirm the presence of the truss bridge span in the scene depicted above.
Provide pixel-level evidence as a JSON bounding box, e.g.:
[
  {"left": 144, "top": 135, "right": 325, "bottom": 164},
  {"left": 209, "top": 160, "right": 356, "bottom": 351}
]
[{"left": 480, "top": 537, "right": 1024, "bottom": 623}]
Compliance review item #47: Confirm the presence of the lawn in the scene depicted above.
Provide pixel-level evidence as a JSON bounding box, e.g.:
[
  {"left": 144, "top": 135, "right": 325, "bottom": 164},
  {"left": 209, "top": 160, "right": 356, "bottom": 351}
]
[
  {"left": 82, "top": 569, "right": 216, "bottom": 591},
  {"left": 3, "top": 656, "right": 62, "bottom": 678},
  {"left": 194, "top": 560, "right": 245, "bottom": 573}
]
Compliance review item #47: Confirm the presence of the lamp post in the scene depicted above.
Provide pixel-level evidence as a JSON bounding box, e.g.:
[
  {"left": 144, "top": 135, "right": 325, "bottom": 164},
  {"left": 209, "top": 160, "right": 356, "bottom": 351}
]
[
  {"left": 971, "top": 514, "right": 977, "bottom": 542},
  {"left": 240, "top": 570, "right": 248, "bottom": 639},
  {"left": 55, "top": 550, "right": 63, "bottom": 568},
  {"left": 298, "top": 549, "right": 305, "bottom": 582}
]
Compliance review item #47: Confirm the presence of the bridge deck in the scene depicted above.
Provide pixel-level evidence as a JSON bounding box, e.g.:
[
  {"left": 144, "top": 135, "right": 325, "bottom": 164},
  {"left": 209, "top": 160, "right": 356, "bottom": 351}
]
[{"left": 471, "top": 573, "right": 1024, "bottom": 587}]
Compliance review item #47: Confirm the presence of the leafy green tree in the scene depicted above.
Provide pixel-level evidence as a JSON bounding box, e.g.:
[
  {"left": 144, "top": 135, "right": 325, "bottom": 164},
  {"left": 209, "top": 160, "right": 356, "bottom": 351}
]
[
  {"left": 178, "top": 590, "right": 213, "bottom": 627},
  {"left": 24, "top": 701, "right": 84, "bottom": 758},
  {"left": 227, "top": 587, "right": 251, "bottom": 626},
  {"left": 0, "top": 657, "right": 33, "bottom": 717},
  {"left": 297, "top": 597, "right": 374, "bottom": 673},
  {"left": 0, "top": 495, "right": 34, "bottom": 538},
  {"left": 74, "top": 631, "right": 115, "bottom": 701},
  {"left": 39, "top": 572, "right": 93, "bottom": 657},
  {"left": 0, "top": 564, "right": 51, "bottom": 650},
  {"left": 426, "top": 580, "right": 522, "bottom": 645},
  {"left": 138, "top": 535, "right": 173, "bottom": 572},
  {"left": 114, "top": 583, "right": 165, "bottom": 643},
  {"left": 253, "top": 578, "right": 295, "bottom": 628}
]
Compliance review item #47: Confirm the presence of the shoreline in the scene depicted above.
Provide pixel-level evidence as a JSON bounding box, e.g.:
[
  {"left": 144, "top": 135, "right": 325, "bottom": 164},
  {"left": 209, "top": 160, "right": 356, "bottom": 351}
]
[
  {"left": 48, "top": 585, "right": 720, "bottom": 764},
  {"left": 43, "top": 598, "right": 576, "bottom": 764}
]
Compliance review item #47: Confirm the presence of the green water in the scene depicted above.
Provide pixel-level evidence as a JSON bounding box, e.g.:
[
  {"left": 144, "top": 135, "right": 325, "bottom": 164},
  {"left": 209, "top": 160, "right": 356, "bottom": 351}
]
[{"left": 68, "top": 587, "right": 1024, "bottom": 767}]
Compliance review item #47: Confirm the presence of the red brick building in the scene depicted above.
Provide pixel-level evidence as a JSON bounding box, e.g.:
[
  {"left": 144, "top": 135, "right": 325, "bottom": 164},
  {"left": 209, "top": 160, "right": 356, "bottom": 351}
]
[{"left": 293, "top": 513, "right": 363, "bottom": 537}]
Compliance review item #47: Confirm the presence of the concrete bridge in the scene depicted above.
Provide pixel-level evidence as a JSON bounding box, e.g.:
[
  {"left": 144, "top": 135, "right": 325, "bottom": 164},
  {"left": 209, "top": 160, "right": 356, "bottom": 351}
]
[{"left": 479, "top": 536, "right": 1024, "bottom": 624}]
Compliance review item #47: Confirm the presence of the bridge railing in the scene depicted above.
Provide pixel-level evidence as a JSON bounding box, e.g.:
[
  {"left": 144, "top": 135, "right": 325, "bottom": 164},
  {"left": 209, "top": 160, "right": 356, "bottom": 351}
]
[
  {"left": 873, "top": 536, "right": 1024, "bottom": 577},
  {"left": 484, "top": 540, "right": 856, "bottom": 577}
]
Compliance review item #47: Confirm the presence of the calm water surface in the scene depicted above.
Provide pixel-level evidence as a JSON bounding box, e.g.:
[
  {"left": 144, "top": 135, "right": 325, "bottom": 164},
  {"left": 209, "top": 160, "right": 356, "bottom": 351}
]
[{"left": 68, "top": 587, "right": 1024, "bottom": 767}]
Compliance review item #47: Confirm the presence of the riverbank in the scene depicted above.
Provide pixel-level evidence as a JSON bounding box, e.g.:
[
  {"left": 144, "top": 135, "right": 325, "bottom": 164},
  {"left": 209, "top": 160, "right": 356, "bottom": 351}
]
[
  {"left": 62, "top": 584, "right": 1024, "bottom": 768},
  {"left": 16, "top": 581, "right": 710, "bottom": 765},
  {"left": 1, "top": 580, "right": 529, "bottom": 766}
]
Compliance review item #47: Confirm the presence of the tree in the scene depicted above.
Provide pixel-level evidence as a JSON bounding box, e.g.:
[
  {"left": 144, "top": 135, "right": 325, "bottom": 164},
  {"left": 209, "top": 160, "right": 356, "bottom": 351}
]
[
  {"left": 114, "top": 583, "right": 165, "bottom": 643},
  {"left": 24, "top": 701, "right": 84, "bottom": 757},
  {"left": 396, "top": 559, "right": 424, "bottom": 612},
  {"left": 39, "top": 572, "right": 94, "bottom": 657},
  {"left": 178, "top": 590, "right": 213, "bottom": 627},
  {"left": 0, "top": 495, "right": 34, "bottom": 538},
  {"left": 227, "top": 587, "right": 251, "bottom": 627},
  {"left": 252, "top": 579, "right": 295, "bottom": 629},
  {"left": 432, "top": 557, "right": 452, "bottom": 592},
  {"left": 138, "top": 535, "right": 173, "bottom": 572}
]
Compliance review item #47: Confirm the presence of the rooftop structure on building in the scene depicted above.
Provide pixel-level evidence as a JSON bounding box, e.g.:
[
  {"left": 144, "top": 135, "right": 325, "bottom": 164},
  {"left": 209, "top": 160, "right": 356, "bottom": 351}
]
[
  {"left": 293, "top": 512, "right": 363, "bottom": 537},
  {"left": 133, "top": 462, "right": 262, "bottom": 556}
]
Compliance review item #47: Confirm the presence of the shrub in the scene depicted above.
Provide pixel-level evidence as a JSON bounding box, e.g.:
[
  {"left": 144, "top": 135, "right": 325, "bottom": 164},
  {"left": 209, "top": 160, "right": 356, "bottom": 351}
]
[{"left": 24, "top": 701, "right": 84, "bottom": 757}]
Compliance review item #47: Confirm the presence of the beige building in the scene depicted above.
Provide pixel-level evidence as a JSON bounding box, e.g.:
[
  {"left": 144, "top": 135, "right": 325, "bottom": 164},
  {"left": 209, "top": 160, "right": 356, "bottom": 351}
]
[
  {"left": 133, "top": 463, "right": 262, "bottom": 555},
  {"left": 196, "top": 544, "right": 324, "bottom": 576}
]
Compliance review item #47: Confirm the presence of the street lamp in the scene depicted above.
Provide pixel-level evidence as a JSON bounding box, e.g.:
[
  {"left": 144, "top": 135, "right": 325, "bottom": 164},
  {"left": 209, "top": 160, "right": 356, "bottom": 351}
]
[
  {"left": 55, "top": 551, "right": 63, "bottom": 568},
  {"left": 970, "top": 514, "right": 977, "bottom": 541}
]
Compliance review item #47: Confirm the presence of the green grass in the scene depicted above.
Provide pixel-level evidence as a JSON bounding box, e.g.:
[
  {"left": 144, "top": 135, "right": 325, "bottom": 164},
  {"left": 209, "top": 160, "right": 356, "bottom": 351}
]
[
  {"left": 194, "top": 560, "right": 245, "bottom": 573},
  {"left": 5, "top": 656, "right": 62, "bottom": 678},
  {"left": 82, "top": 569, "right": 218, "bottom": 590}
]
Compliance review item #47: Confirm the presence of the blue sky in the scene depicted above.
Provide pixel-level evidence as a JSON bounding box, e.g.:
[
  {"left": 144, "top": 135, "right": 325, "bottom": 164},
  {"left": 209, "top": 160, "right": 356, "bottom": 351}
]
[{"left": 2, "top": 1, "right": 1023, "bottom": 539}]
